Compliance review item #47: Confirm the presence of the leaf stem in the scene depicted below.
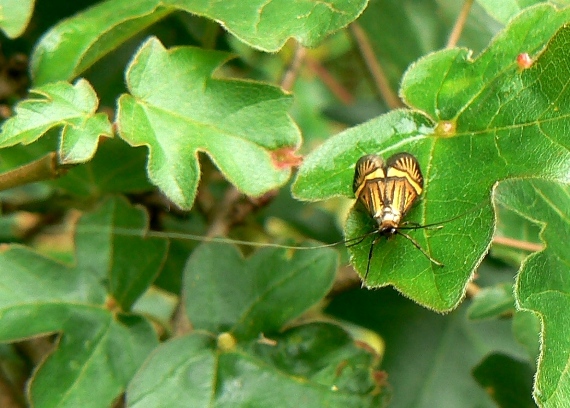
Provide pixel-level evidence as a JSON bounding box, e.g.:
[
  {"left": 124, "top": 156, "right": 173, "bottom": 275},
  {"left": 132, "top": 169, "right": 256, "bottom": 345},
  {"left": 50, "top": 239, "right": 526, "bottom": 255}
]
[
  {"left": 446, "top": 0, "right": 474, "bottom": 49},
  {"left": 206, "top": 186, "right": 243, "bottom": 238},
  {"left": 0, "top": 153, "right": 68, "bottom": 191},
  {"left": 281, "top": 42, "right": 307, "bottom": 92},
  {"left": 349, "top": 23, "right": 403, "bottom": 109},
  {"left": 492, "top": 236, "right": 543, "bottom": 252}
]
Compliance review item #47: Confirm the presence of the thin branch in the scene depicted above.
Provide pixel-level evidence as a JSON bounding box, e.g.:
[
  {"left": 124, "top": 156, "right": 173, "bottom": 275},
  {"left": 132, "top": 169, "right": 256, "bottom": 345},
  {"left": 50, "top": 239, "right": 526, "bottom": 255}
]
[
  {"left": 281, "top": 42, "right": 307, "bottom": 92},
  {"left": 349, "top": 23, "right": 403, "bottom": 109},
  {"left": 446, "top": 0, "right": 474, "bottom": 49},
  {"left": 305, "top": 56, "right": 354, "bottom": 104},
  {"left": 0, "top": 153, "right": 68, "bottom": 191},
  {"left": 0, "top": 371, "right": 24, "bottom": 408},
  {"left": 493, "top": 236, "right": 543, "bottom": 252},
  {"left": 206, "top": 186, "right": 243, "bottom": 238}
]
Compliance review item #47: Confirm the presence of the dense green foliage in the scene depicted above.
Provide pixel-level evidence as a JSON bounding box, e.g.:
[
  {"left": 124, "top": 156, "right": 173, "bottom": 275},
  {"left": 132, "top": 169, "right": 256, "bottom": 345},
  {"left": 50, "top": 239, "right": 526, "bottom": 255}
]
[{"left": 0, "top": 1, "right": 568, "bottom": 407}]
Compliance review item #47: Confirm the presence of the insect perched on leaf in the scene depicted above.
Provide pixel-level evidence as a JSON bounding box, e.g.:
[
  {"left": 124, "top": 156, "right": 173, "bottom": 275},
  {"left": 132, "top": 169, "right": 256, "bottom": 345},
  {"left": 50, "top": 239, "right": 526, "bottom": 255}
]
[{"left": 352, "top": 152, "right": 444, "bottom": 280}]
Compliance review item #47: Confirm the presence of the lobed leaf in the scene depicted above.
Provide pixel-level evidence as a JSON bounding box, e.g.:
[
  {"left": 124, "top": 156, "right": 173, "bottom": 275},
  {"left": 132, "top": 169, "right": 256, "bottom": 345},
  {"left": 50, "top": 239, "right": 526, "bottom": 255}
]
[
  {"left": 293, "top": 5, "right": 570, "bottom": 311},
  {"left": 31, "top": 0, "right": 367, "bottom": 84},
  {"left": 128, "top": 323, "right": 384, "bottom": 408},
  {"left": 171, "top": 0, "right": 369, "bottom": 52},
  {"left": 117, "top": 37, "right": 301, "bottom": 209},
  {"left": 75, "top": 196, "right": 169, "bottom": 310},
  {"left": 494, "top": 178, "right": 570, "bottom": 407},
  {"left": 31, "top": 0, "right": 171, "bottom": 85},
  {"left": 183, "top": 242, "right": 337, "bottom": 340},
  {"left": 0, "top": 197, "right": 165, "bottom": 407},
  {"left": 0, "top": 79, "right": 113, "bottom": 163}
]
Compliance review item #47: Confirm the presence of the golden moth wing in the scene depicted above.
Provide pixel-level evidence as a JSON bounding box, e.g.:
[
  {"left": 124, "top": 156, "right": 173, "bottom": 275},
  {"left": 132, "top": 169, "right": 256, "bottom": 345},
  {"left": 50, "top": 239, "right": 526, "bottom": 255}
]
[
  {"left": 353, "top": 154, "right": 385, "bottom": 195},
  {"left": 385, "top": 153, "right": 423, "bottom": 195}
]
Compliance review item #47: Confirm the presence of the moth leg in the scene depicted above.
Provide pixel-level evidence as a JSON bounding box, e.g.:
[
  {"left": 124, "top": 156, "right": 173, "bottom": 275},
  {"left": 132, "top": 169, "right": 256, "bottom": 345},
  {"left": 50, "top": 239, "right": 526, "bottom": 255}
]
[
  {"left": 396, "top": 231, "right": 444, "bottom": 267},
  {"left": 362, "top": 236, "right": 379, "bottom": 284}
]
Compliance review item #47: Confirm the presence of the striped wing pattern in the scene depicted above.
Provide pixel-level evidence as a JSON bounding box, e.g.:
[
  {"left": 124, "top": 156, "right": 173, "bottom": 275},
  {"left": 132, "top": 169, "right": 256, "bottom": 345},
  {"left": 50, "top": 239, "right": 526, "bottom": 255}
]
[{"left": 353, "top": 153, "right": 423, "bottom": 219}]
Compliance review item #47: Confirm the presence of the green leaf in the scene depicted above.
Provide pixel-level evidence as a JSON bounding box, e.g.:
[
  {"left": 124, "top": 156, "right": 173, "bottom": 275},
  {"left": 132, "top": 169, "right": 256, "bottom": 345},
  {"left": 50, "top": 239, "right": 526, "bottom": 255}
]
[
  {"left": 75, "top": 196, "right": 169, "bottom": 310},
  {"left": 31, "top": 0, "right": 171, "bottom": 85},
  {"left": 467, "top": 283, "right": 515, "bottom": 320},
  {"left": 0, "top": 79, "right": 113, "bottom": 164},
  {"left": 31, "top": 0, "right": 367, "bottom": 84},
  {"left": 401, "top": 4, "right": 570, "bottom": 121},
  {"left": 0, "top": 249, "right": 158, "bottom": 408},
  {"left": 183, "top": 242, "right": 337, "bottom": 340},
  {"left": 357, "top": 0, "right": 500, "bottom": 91},
  {"left": 513, "top": 310, "right": 541, "bottom": 363},
  {"left": 327, "top": 287, "right": 529, "bottom": 408},
  {"left": 29, "top": 311, "right": 157, "bottom": 408},
  {"left": 494, "top": 178, "right": 570, "bottom": 407},
  {"left": 0, "top": 0, "right": 35, "bottom": 38},
  {"left": 172, "top": 0, "right": 368, "bottom": 52},
  {"left": 472, "top": 353, "right": 535, "bottom": 408},
  {"left": 128, "top": 323, "right": 385, "bottom": 408},
  {"left": 492, "top": 202, "right": 542, "bottom": 265},
  {"left": 293, "top": 6, "right": 570, "bottom": 311},
  {"left": 0, "top": 197, "right": 165, "bottom": 407},
  {"left": 476, "top": 0, "right": 548, "bottom": 24},
  {"left": 117, "top": 37, "right": 301, "bottom": 210}
]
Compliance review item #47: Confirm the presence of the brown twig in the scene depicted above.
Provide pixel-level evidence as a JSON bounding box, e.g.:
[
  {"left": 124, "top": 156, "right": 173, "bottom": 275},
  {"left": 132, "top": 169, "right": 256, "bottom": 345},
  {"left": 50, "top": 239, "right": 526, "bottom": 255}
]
[
  {"left": 493, "top": 236, "right": 543, "bottom": 252},
  {"left": 305, "top": 56, "right": 354, "bottom": 104},
  {"left": 206, "top": 186, "right": 243, "bottom": 238},
  {"left": 446, "top": 0, "right": 474, "bottom": 49},
  {"left": 0, "top": 371, "right": 24, "bottom": 408},
  {"left": 281, "top": 42, "right": 307, "bottom": 92},
  {"left": 465, "top": 282, "right": 481, "bottom": 298},
  {"left": 0, "top": 153, "right": 68, "bottom": 191},
  {"left": 349, "top": 23, "right": 403, "bottom": 109}
]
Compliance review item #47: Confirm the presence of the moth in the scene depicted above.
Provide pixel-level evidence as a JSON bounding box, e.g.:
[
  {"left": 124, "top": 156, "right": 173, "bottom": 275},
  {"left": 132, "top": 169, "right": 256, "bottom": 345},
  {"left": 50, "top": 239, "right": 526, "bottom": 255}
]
[{"left": 352, "top": 152, "right": 443, "bottom": 280}]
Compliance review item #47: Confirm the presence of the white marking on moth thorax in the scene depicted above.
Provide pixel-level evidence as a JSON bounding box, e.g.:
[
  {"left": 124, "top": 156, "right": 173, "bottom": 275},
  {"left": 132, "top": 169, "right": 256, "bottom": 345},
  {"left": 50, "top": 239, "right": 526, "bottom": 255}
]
[{"left": 374, "top": 207, "right": 401, "bottom": 225}]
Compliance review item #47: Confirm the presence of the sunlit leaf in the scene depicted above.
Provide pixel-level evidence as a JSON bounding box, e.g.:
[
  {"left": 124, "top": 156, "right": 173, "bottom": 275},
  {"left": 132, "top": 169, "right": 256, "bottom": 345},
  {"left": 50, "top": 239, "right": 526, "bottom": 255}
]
[
  {"left": 117, "top": 37, "right": 301, "bottom": 209},
  {"left": 0, "top": 0, "right": 35, "bottom": 38},
  {"left": 0, "top": 79, "right": 112, "bottom": 163},
  {"left": 31, "top": 0, "right": 367, "bottom": 84}
]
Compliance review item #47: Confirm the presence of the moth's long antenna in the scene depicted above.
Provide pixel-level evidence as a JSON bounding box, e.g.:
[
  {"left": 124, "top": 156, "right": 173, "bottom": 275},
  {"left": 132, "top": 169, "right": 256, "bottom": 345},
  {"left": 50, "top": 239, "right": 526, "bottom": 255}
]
[
  {"left": 74, "top": 226, "right": 376, "bottom": 251},
  {"left": 346, "top": 230, "right": 377, "bottom": 248},
  {"left": 398, "top": 200, "right": 487, "bottom": 231}
]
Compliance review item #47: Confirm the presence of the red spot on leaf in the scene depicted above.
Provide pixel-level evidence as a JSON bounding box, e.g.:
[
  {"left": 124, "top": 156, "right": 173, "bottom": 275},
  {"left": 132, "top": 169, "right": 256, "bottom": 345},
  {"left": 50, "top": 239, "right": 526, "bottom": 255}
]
[
  {"left": 517, "top": 53, "right": 533, "bottom": 69},
  {"left": 271, "top": 147, "right": 303, "bottom": 170}
]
